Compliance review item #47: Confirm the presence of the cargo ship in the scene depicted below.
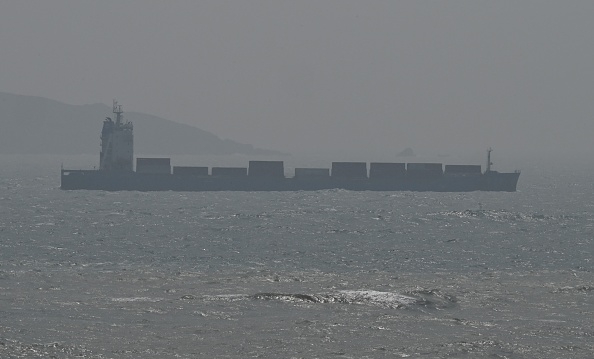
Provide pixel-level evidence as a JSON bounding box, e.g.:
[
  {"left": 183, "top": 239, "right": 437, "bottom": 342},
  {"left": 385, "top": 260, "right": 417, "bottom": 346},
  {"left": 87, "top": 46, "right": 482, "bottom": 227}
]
[{"left": 60, "top": 102, "right": 520, "bottom": 192}]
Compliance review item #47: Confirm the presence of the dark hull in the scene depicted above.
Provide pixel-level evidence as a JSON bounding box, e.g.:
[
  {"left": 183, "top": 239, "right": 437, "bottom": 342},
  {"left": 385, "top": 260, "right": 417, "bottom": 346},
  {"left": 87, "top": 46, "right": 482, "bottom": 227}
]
[{"left": 61, "top": 170, "right": 520, "bottom": 192}]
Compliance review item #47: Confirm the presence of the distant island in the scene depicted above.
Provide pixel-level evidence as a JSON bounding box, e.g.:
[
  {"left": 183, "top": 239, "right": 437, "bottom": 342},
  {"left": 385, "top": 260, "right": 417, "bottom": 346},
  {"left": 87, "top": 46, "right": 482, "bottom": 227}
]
[
  {"left": 397, "top": 147, "right": 415, "bottom": 157},
  {"left": 0, "top": 92, "right": 282, "bottom": 156}
]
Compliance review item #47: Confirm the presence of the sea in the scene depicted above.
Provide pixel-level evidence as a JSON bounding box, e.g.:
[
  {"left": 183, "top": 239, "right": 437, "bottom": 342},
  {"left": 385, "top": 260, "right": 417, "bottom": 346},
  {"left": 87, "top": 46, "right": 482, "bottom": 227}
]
[{"left": 1, "top": 155, "right": 593, "bottom": 358}]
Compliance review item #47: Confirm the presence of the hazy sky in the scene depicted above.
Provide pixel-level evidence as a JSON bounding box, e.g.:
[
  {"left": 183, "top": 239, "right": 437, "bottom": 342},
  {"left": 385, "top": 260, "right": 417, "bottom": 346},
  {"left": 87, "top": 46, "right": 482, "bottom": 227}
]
[{"left": 2, "top": 1, "right": 594, "bottom": 159}]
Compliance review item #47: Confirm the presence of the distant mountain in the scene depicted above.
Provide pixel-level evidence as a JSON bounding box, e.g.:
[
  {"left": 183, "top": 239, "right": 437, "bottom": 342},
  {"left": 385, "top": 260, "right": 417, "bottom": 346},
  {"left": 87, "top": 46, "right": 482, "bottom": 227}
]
[{"left": 0, "top": 92, "right": 281, "bottom": 156}]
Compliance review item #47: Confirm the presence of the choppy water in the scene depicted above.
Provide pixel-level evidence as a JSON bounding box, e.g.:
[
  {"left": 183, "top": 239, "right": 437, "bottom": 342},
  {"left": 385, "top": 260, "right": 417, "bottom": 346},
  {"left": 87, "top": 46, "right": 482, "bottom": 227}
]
[{"left": 1, "top": 156, "right": 593, "bottom": 358}]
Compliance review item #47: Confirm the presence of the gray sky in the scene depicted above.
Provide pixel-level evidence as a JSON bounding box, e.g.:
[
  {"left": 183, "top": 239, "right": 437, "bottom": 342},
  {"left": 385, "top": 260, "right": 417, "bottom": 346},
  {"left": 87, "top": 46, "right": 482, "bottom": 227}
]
[{"left": 2, "top": 1, "right": 593, "bottom": 159}]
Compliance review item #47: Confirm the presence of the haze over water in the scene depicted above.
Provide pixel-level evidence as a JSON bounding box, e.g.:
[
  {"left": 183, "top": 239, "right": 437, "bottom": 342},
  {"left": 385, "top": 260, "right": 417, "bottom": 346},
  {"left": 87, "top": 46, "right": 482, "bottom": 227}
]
[
  {"left": 2, "top": 2, "right": 594, "bottom": 159},
  {"left": 1, "top": 157, "right": 593, "bottom": 358}
]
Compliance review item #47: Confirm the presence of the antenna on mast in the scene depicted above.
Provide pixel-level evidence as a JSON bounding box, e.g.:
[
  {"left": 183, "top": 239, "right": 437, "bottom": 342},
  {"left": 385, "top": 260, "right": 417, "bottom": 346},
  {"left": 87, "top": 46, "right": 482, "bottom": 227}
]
[
  {"left": 486, "top": 147, "right": 493, "bottom": 173},
  {"left": 113, "top": 100, "right": 123, "bottom": 124}
]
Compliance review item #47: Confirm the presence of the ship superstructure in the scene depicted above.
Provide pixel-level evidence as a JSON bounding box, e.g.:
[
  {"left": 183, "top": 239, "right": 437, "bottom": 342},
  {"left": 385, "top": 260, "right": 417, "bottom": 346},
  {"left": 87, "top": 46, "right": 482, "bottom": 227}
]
[
  {"left": 61, "top": 102, "right": 520, "bottom": 192},
  {"left": 99, "top": 101, "right": 133, "bottom": 171}
]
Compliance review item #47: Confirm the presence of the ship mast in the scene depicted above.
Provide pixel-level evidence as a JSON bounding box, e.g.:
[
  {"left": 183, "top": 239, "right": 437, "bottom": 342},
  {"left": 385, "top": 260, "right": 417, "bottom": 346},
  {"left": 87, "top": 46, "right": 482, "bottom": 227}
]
[{"left": 486, "top": 147, "right": 493, "bottom": 173}]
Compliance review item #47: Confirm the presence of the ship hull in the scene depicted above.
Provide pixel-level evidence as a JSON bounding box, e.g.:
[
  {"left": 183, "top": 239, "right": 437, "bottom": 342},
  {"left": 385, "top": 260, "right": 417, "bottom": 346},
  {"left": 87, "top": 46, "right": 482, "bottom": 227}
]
[{"left": 61, "top": 170, "right": 520, "bottom": 192}]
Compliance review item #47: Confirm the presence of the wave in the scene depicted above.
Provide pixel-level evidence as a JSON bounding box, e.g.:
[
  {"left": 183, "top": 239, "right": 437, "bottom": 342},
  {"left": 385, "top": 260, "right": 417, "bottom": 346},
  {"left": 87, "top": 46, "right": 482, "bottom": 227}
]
[
  {"left": 553, "top": 285, "right": 594, "bottom": 293},
  {"left": 430, "top": 209, "right": 574, "bottom": 223},
  {"left": 194, "top": 289, "right": 456, "bottom": 310},
  {"left": 252, "top": 290, "right": 418, "bottom": 308},
  {"left": 111, "top": 297, "right": 163, "bottom": 302},
  {"left": 404, "top": 288, "right": 458, "bottom": 309}
]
